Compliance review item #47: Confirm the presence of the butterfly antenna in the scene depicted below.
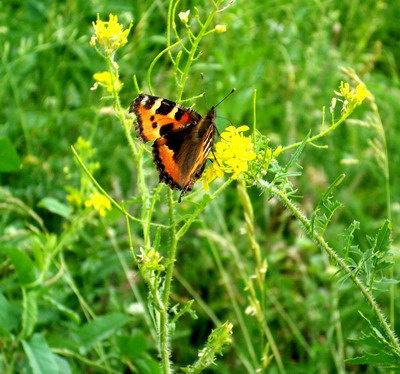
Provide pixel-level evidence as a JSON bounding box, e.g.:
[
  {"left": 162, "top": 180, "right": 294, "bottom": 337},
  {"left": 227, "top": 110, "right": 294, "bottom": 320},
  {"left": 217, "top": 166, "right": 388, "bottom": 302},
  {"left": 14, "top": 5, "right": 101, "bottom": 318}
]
[
  {"left": 214, "top": 88, "right": 236, "bottom": 108},
  {"left": 200, "top": 73, "right": 208, "bottom": 107},
  {"left": 211, "top": 148, "right": 221, "bottom": 167}
]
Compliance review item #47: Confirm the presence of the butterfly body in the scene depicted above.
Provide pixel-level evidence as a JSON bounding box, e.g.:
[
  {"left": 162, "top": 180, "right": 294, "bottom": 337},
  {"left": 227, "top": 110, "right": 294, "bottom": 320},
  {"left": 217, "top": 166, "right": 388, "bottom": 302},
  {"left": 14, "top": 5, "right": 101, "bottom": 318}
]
[{"left": 130, "top": 94, "right": 216, "bottom": 202}]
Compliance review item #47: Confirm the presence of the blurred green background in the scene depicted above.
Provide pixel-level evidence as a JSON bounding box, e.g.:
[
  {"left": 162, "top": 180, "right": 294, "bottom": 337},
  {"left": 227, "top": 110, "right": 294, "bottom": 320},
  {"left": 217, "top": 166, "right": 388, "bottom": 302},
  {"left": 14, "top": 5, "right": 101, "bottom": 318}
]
[{"left": 1, "top": 0, "right": 399, "bottom": 373}]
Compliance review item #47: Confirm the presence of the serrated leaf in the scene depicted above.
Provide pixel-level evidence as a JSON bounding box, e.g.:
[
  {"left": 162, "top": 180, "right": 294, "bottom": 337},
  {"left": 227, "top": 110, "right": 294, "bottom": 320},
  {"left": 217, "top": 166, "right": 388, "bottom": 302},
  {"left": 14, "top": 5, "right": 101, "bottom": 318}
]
[
  {"left": 22, "top": 333, "right": 59, "bottom": 374},
  {"left": 346, "top": 352, "right": 400, "bottom": 368},
  {"left": 22, "top": 289, "right": 38, "bottom": 338},
  {"left": 284, "top": 131, "right": 310, "bottom": 172},
  {"left": 0, "top": 137, "right": 21, "bottom": 172},
  {"left": 76, "top": 313, "right": 131, "bottom": 351},
  {"left": 322, "top": 173, "right": 345, "bottom": 199},
  {"left": 373, "top": 220, "right": 391, "bottom": 255},
  {"left": 1, "top": 247, "right": 37, "bottom": 285},
  {"left": 38, "top": 197, "right": 71, "bottom": 218},
  {"left": 346, "top": 351, "right": 400, "bottom": 366}
]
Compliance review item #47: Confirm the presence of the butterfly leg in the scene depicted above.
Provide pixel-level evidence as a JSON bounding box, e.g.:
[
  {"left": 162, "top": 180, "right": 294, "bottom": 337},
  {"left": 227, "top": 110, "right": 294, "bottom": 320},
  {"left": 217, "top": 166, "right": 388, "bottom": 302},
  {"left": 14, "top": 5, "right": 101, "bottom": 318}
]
[{"left": 178, "top": 186, "right": 191, "bottom": 203}]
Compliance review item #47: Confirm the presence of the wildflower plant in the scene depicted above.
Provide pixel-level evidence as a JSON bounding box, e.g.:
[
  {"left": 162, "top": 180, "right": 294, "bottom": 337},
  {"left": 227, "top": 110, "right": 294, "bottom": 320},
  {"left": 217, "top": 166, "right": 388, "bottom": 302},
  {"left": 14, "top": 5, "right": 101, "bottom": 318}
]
[{"left": 68, "top": 3, "right": 399, "bottom": 374}]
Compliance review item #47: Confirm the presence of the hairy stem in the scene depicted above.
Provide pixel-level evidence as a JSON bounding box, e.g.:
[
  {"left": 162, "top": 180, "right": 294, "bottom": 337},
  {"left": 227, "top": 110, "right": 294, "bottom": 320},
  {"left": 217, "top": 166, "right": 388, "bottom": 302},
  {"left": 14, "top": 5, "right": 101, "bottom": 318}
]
[
  {"left": 159, "top": 189, "right": 178, "bottom": 373},
  {"left": 263, "top": 181, "right": 400, "bottom": 350}
]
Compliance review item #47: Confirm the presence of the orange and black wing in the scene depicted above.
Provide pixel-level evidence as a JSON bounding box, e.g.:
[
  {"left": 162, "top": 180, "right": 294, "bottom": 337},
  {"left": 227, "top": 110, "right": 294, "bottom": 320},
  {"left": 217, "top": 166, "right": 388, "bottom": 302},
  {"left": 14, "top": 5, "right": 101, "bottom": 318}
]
[
  {"left": 152, "top": 116, "right": 216, "bottom": 202},
  {"left": 129, "top": 94, "right": 201, "bottom": 142}
]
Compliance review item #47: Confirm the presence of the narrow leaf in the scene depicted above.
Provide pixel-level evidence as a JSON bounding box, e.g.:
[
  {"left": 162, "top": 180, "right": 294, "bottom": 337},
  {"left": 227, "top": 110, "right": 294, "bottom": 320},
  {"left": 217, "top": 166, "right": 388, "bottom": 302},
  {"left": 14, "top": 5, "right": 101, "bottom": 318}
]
[
  {"left": 0, "top": 137, "right": 21, "bottom": 172},
  {"left": 21, "top": 289, "right": 38, "bottom": 338},
  {"left": 285, "top": 131, "right": 310, "bottom": 172}
]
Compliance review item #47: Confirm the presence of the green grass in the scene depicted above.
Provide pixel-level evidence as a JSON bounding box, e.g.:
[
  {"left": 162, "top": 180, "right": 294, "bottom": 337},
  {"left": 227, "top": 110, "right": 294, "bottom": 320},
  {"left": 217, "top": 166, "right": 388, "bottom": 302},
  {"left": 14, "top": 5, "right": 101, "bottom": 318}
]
[{"left": 1, "top": 0, "right": 400, "bottom": 373}]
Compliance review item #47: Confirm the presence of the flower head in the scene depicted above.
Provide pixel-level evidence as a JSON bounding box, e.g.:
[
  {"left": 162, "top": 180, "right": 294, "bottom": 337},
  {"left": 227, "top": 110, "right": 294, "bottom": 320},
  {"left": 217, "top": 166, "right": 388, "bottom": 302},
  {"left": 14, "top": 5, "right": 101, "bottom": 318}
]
[
  {"left": 215, "top": 24, "right": 227, "bottom": 33},
  {"left": 178, "top": 10, "right": 190, "bottom": 24},
  {"left": 91, "top": 13, "right": 132, "bottom": 54},
  {"left": 137, "top": 248, "right": 165, "bottom": 272},
  {"left": 202, "top": 125, "right": 256, "bottom": 190},
  {"left": 85, "top": 193, "right": 111, "bottom": 216},
  {"left": 337, "top": 81, "right": 371, "bottom": 114},
  {"left": 92, "top": 71, "right": 123, "bottom": 92}
]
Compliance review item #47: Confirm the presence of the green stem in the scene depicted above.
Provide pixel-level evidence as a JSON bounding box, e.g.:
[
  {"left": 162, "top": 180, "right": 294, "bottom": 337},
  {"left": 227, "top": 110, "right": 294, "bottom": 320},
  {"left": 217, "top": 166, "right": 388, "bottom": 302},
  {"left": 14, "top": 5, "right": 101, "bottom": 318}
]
[
  {"left": 176, "top": 0, "right": 224, "bottom": 101},
  {"left": 264, "top": 181, "right": 400, "bottom": 350},
  {"left": 281, "top": 113, "right": 350, "bottom": 153},
  {"left": 370, "top": 101, "right": 394, "bottom": 330},
  {"left": 147, "top": 41, "right": 181, "bottom": 95},
  {"left": 159, "top": 189, "right": 178, "bottom": 373}
]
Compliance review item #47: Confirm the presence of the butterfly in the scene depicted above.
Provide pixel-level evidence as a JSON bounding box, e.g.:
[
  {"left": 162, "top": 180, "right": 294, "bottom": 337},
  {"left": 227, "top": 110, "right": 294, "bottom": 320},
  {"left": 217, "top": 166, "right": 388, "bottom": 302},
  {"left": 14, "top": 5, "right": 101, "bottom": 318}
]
[{"left": 129, "top": 94, "right": 217, "bottom": 202}]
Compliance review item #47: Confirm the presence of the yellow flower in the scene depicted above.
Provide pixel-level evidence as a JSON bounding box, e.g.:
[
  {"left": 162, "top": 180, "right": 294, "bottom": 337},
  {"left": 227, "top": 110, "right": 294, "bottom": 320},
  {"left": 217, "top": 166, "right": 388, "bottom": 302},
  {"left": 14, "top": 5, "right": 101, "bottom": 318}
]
[
  {"left": 85, "top": 193, "right": 111, "bottom": 216},
  {"left": 93, "top": 71, "right": 123, "bottom": 92},
  {"left": 215, "top": 24, "right": 227, "bottom": 33},
  {"left": 354, "top": 84, "right": 371, "bottom": 104},
  {"left": 91, "top": 13, "right": 132, "bottom": 54},
  {"left": 273, "top": 145, "right": 282, "bottom": 158},
  {"left": 337, "top": 81, "right": 371, "bottom": 112},
  {"left": 178, "top": 10, "right": 190, "bottom": 23},
  {"left": 202, "top": 125, "right": 256, "bottom": 189}
]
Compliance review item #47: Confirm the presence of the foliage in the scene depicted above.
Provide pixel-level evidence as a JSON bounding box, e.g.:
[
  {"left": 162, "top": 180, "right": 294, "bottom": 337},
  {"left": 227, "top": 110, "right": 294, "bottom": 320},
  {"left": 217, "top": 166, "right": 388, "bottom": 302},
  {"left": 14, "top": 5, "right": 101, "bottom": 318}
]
[{"left": 1, "top": 0, "right": 400, "bottom": 373}]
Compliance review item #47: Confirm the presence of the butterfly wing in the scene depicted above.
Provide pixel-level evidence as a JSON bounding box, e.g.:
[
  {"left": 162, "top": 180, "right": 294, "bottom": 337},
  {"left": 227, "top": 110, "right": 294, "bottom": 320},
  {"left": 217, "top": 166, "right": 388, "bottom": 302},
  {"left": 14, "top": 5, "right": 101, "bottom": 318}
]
[
  {"left": 130, "top": 94, "right": 201, "bottom": 142},
  {"left": 152, "top": 108, "right": 217, "bottom": 201}
]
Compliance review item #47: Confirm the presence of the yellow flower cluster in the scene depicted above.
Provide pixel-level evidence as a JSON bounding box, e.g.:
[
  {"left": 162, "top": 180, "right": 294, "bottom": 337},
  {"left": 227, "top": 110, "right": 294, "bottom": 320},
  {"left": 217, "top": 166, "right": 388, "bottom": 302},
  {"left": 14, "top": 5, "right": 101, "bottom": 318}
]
[
  {"left": 202, "top": 126, "right": 256, "bottom": 191},
  {"left": 339, "top": 82, "right": 371, "bottom": 107},
  {"left": 257, "top": 145, "right": 282, "bottom": 170},
  {"left": 85, "top": 193, "right": 111, "bottom": 216},
  {"left": 138, "top": 248, "right": 165, "bottom": 272},
  {"left": 90, "top": 14, "right": 132, "bottom": 54},
  {"left": 93, "top": 71, "right": 123, "bottom": 92}
]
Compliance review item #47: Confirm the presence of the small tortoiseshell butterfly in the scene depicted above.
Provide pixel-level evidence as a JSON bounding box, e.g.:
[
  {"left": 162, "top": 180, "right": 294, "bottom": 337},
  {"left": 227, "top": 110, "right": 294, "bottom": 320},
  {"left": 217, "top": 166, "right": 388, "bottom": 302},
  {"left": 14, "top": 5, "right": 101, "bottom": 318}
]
[{"left": 130, "top": 94, "right": 217, "bottom": 202}]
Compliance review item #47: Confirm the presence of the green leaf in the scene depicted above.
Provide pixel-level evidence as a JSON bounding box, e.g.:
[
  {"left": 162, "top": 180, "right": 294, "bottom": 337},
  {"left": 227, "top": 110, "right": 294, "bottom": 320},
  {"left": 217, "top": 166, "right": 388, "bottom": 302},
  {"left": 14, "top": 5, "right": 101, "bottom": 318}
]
[
  {"left": 38, "top": 197, "right": 71, "bottom": 218},
  {"left": 117, "top": 330, "right": 147, "bottom": 358},
  {"left": 43, "top": 295, "right": 81, "bottom": 324},
  {"left": 346, "top": 351, "right": 400, "bottom": 366},
  {"left": 76, "top": 313, "right": 131, "bottom": 351},
  {"left": 373, "top": 219, "right": 391, "bottom": 255},
  {"left": 134, "top": 356, "right": 161, "bottom": 374},
  {"left": 0, "top": 293, "right": 20, "bottom": 331},
  {"left": 54, "top": 356, "right": 72, "bottom": 374},
  {"left": 284, "top": 130, "right": 310, "bottom": 172},
  {"left": 1, "top": 247, "right": 37, "bottom": 285},
  {"left": 22, "top": 333, "right": 59, "bottom": 374},
  {"left": 22, "top": 289, "right": 38, "bottom": 338},
  {"left": 0, "top": 137, "right": 21, "bottom": 172}
]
